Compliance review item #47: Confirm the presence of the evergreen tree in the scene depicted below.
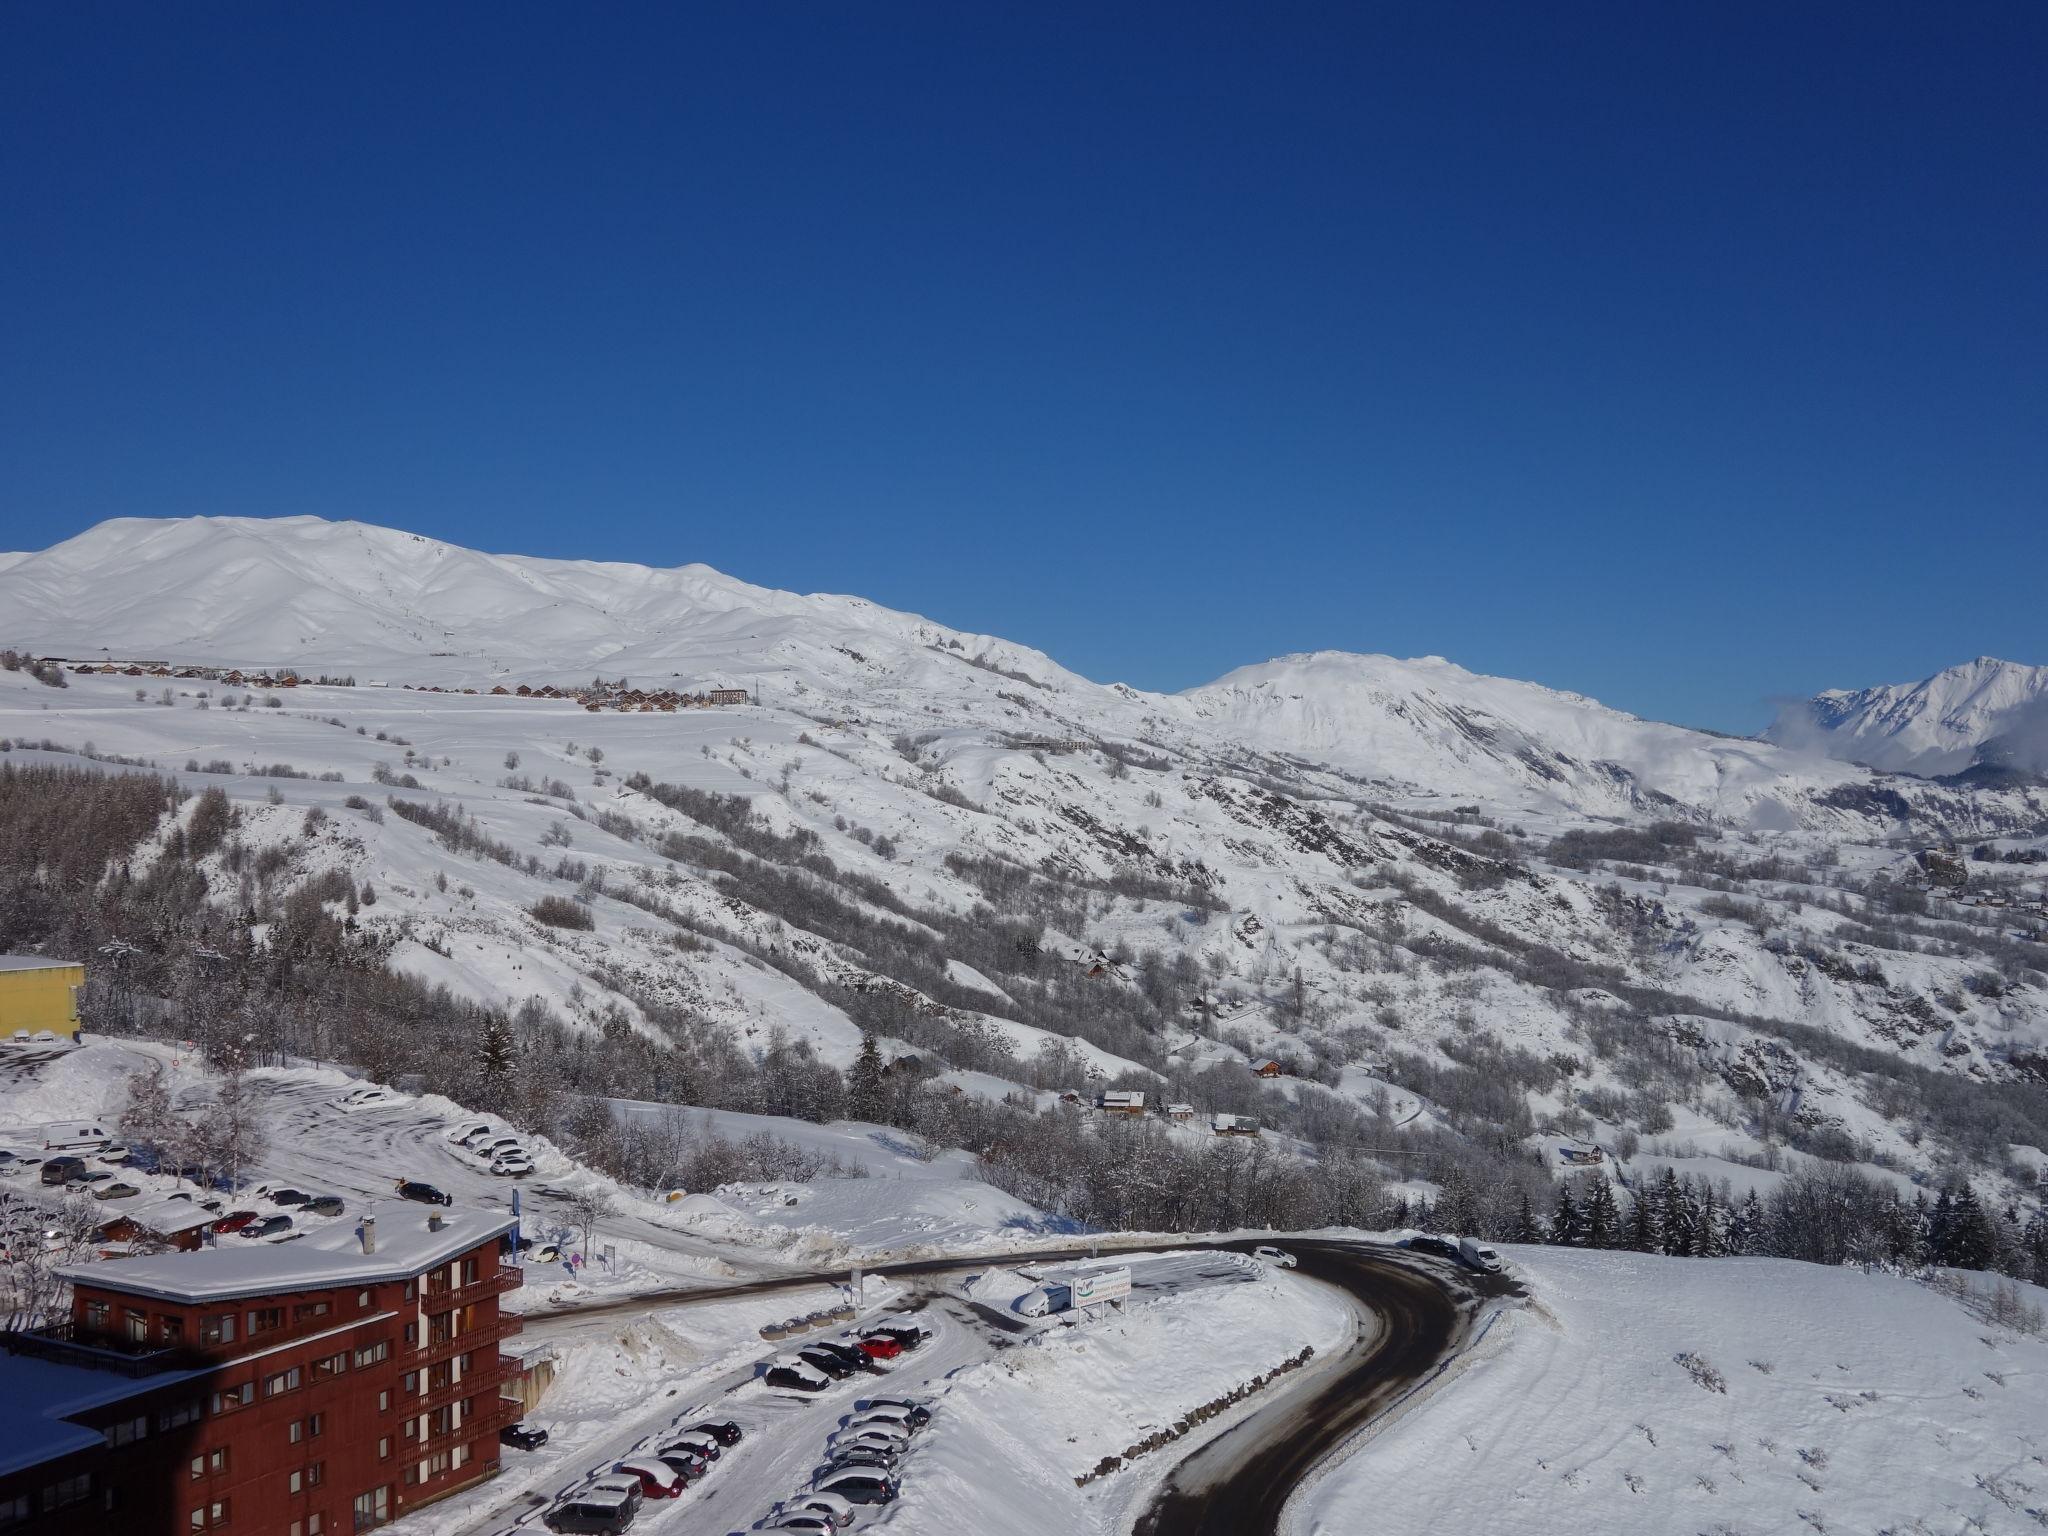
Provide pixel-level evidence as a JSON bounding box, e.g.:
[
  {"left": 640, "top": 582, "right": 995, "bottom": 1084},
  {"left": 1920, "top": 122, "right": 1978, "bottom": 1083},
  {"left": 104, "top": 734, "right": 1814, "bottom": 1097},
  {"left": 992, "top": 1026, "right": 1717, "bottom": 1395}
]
[
  {"left": 1549, "top": 1185, "right": 1582, "bottom": 1247},
  {"left": 1511, "top": 1190, "right": 1543, "bottom": 1245},
  {"left": 1582, "top": 1178, "right": 1621, "bottom": 1249},
  {"left": 1436, "top": 1163, "right": 1482, "bottom": 1237},
  {"left": 1944, "top": 1184, "right": 1997, "bottom": 1271},
  {"left": 478, "top": 1012, "right": 515, "bottom": 1081},
  {"left": 1725, "top": 1189, "right": 1763, "bottom": 1256},
  {"left": 1694, "top": 1184, "right": 1724, "bottom": 1258},
  {"left": 1660, "top": 1170, "right": 1697, "bottom": 1257},
  {"left": 847, "top": 1033, "right": 886, "bottom": 1120},
  {"left": 1626, "top": 1188, "right": 1659, "bottom": 1254}
]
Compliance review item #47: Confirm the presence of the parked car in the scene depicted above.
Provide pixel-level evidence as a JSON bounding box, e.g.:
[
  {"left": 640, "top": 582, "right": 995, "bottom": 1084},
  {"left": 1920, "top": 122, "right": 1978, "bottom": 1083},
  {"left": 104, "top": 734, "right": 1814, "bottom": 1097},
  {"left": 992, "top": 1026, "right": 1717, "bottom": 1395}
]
[
  {"left": 824, "top": 1446, "right": 898, "bottom": 1474},
  {"left": 586, "top": 1476, "right": 644, "bottom": 1510},
  {"left": 39, "top": 1156, "right": 87, "bottom": 1186},
  {"left": 96, "top": 1145, "right": 131, "bottom": 1164},
  {"left": 490, "top": 1154, "right": 535, "bottom": 1178},
  {"left": 449, "top": 1122, "right": 493, "bottom": 1144},
  {"left": 528, "top": 1242, "right": 563, "bottom": 1264},
  {"left": 211, "top": 1209, "right": 260, "bottom": 1234},
  {"left": 846, "top": 1406, "right": 924, "bottom": 1436},
  {"left": 1458, "top": 1236, "right": 1505, "bottom": 1274},
  {"left": 811, "top": 1469, "right": 898, "bottom": 1505},
  {"left": 689, "top": 1420, "right": 743, "bottom": 1447},
  {"left": 474, "top": 1137, "right": 524, "bottom": 1159},
  {"left": 863, "top": 1325, "right": 926, "bottom": 1350},
  {"left": 240, "top": 1215, "right": 294, "bottom": 1238},
  {"left": 651, "top": 1451, "right": 704, "bottom": 1484},
  {"left": 91, "top": 1181, "right": 141, "bottom": 1201},
  {"left": 543, "top": 1491, "right": 636, "bottom": 1534},
  {"left": 783, "top": 1492, "right": 857, "bottom": 1527},
  {"left": 394, "top": 1179, "right": 452, "bottom": 1206},
  {"left": 501, "top": 1423, "right": 550, "bottom": 1451},
  {"left": 861, "top": 1397, "right": 932, "bottom": 1427},
  {"left": 660, "top": 1432, "right": 719, "bottom": 1463},
  {"left": 855, "top": 1335, "right": 903, "bottom": 1361},
  {"left": 765, "top": 1363, "right": 830, "bottom": 1393},
  {"left": 267, "top": 1188, "right": 313, "bottom": 1208},
  {"left": 1401, "top": 1233, "right": 1463, "bottom": 1262},
  {"left": 796, "top": 1347, "right": 856, "bottom": 1381},
  {"left": 764, "top": 1518, "right": 838, "bottom": 1535},
  {"left": 340, "top": 1085, "right": 401, "bottom": 1111},
  {"left": 612, "top": 1460, "right": 682, "bottom": 1500},
  {"left": 834, "top": 1426, "right": 909, "bottom": 1453},
  {"left": 73, "top": 1170, "right": 113, "bottom": 1186},
  {"left": 808, "top": 1342, "right": 878, "bottom": 1374},
  {"left": 304, "top": 1195, "right": 346, "bottom": 1217}
]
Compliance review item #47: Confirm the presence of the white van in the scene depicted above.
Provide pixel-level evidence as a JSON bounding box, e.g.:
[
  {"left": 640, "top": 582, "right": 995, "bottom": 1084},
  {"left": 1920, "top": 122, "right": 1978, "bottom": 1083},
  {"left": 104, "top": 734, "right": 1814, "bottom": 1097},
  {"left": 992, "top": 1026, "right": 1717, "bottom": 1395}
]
[
  {"left": 38, "top": 1122, "right": 110, "bottom": 1152},
  {"left": 1458, "top": 1236, "right": 1504, "bottom": 1273}
]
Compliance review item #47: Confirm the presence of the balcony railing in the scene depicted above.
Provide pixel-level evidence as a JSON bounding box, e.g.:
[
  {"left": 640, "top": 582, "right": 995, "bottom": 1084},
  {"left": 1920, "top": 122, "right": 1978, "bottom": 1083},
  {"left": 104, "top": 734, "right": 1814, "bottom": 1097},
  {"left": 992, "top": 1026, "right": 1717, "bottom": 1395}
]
[
  {"left": 420, "top": 1266, "right": 523, "bottom": 1316},
  {"left": 413, "top": 1395, "right": 522, "bottom": 1449},
  {"left": 416, "top": 1311, "right": 521, "bottom": 1366},
  {"left": 415, "top": 1358, "right": 515, "bottom": 1414},
  {"left": 2, "top": 1322, "right": 207, "bottom": 1378}
]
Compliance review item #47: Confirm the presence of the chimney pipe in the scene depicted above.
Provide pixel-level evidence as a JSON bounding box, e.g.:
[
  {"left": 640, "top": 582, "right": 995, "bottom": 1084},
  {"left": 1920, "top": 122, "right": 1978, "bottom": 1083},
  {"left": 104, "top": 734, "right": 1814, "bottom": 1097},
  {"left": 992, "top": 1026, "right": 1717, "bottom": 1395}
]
[
  {"left": 361, "top": 1216, "right": 376, "bottom": 1254},
  {"left": 428, "top": 1212, "right": 444, "bottom": 1233}
]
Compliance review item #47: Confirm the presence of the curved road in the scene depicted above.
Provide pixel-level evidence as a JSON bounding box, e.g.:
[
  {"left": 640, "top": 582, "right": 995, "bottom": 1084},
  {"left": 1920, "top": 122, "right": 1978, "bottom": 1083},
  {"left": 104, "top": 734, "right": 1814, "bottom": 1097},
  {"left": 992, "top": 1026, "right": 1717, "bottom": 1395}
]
[{"left": 1135, "top": 1239, "right": 1510, "bottom": 1536}]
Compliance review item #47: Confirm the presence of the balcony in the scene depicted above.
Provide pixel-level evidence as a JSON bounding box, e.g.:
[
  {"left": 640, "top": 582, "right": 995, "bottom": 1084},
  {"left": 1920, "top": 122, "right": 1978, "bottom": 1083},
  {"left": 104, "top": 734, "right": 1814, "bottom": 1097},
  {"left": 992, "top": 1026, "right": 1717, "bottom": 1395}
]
[
  {"left": 413, "top": 1395, "right": 523, "bottom": 1449},
  {"left": 420, "top": 1266, "right": 522, "bottom": 1317},
  {"left": 1, "top": 1322, "right": 205, "bottom": 1378},
  {"left": 415, "top": 1358, "right": 516, "bottom": 1414},
  {"left": 416, "top": 1311, "right": 522, "bottom": 1367}
]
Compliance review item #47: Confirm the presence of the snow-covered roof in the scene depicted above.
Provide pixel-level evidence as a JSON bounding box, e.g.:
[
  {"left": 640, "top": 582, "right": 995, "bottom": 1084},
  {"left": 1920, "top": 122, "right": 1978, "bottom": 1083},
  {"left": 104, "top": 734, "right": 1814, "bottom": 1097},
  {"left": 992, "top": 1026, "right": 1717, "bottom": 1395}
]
[
  {"left": 106, "top": 1195, "right": 218, "bottom": 1236},
  {"left": 0, "top": 955, "right": 80, "bottom": 972},
  {"left": 59, "top": 1202, "right": 516, "bottom": 1304}
]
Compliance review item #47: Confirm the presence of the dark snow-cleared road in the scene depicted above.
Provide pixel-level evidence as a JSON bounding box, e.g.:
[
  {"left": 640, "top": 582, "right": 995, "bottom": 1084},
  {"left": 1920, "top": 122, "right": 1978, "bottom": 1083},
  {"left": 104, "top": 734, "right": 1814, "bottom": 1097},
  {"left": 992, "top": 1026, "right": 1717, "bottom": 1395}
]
[{"left": 1135, "top": 1239, "right": 1516, "bottom": 1536}]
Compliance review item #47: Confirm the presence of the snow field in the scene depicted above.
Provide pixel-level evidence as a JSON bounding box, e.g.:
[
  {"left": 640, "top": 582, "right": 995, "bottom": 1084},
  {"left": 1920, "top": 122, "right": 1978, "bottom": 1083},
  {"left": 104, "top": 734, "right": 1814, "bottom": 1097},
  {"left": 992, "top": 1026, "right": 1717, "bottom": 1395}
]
[{"left": 1294, "top": 1246, "right": 2048, "bottom": 1536}]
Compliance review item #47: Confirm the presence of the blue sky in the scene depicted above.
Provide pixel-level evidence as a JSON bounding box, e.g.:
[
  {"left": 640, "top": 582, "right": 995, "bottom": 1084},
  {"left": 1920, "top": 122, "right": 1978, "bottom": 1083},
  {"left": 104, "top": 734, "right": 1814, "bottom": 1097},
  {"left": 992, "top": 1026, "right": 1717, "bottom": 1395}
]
[{"left": 4, "top": 5, "right": 2042, "bottom": 731}]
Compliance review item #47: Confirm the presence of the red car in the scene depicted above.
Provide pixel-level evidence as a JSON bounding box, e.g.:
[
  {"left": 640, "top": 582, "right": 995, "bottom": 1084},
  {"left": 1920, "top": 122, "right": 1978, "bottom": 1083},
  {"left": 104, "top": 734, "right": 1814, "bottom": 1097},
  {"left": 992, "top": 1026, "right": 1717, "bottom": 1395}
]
[
  {"left": 856, "top": 1335, "right": 904, "bottom": 1361},
  {"left": 211, "top": 1209, "right": 260, "bottom": 1234}
]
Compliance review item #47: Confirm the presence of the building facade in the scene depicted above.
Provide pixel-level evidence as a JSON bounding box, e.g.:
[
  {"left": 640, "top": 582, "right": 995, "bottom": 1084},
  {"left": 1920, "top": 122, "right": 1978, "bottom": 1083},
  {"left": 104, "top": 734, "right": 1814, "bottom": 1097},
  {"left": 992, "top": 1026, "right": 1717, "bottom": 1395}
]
[
  {"left": 0, "top": 958, "right": 85, "bottom": 1041},
  {"left": 0, "top": 1205, "right": 521, "bottom": 1536}
]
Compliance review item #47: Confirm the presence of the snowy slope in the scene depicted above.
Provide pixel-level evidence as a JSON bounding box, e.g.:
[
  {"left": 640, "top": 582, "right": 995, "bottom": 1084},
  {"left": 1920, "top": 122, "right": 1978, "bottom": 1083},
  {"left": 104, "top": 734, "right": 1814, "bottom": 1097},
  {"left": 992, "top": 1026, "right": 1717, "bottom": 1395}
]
[
  {"left": 1771, "top": 655, "right": 2048, "bottom": 776},
  {"left": 1295, "top": 1247, "right": 2048, "bottom": 1536}
]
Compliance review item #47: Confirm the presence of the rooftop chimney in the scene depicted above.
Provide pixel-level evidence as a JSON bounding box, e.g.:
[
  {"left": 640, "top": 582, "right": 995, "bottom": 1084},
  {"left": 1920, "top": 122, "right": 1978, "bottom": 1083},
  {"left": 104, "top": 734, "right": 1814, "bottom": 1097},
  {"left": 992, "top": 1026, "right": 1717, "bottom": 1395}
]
[
  {"left": 428, "top": 1212, "right": 444, "bottom": 1233},
  {"left": 361, "top": 1216, "right": 376, "bottom": 1254}
]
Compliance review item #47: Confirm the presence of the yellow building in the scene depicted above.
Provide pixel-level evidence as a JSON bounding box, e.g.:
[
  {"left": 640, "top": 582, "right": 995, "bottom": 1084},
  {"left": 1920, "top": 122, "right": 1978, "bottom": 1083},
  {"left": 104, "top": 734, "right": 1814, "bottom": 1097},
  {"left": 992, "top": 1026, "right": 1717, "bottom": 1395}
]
[{"left": 0, "top": 956, "right": 85, "bottom": 1041}]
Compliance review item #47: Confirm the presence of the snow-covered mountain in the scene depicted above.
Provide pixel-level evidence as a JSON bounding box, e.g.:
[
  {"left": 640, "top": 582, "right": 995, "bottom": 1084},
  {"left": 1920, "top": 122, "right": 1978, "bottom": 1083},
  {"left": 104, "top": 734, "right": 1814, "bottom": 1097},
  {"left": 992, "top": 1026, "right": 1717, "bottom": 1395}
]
[
  {"left": 1769, "top": 657, "right": 2048, "bottom": 777},
  {"left": 1177, "top": 650, "right": 1875, "bottom": 824},
  {"left": 0, "top": 515, "right": 2004, "bottom": 827}
]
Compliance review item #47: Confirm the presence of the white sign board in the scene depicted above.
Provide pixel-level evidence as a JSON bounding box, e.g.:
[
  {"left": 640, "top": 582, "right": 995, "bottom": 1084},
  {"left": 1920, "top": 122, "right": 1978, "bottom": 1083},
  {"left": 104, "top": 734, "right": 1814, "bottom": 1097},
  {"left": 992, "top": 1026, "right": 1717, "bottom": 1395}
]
[{"left": 1069, "top": 1267, "right": 1131, "bottom": 1308}]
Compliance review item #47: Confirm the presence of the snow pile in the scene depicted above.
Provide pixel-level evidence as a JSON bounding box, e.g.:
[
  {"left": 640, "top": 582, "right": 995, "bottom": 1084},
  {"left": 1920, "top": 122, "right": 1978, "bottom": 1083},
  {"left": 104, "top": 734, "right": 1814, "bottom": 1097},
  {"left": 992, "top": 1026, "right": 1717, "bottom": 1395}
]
[{"left": 1296, "top": 1247, "right": 2048, "bottom": 1536}]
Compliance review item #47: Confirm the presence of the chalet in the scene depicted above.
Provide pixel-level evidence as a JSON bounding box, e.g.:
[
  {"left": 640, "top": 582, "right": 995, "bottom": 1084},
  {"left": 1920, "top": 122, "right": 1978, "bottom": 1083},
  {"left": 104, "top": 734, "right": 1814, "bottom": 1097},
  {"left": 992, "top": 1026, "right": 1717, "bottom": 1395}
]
[
  {"left": 708, "top": 688, "right": 750, "bottom": 706},
  {"left": 1211, "top": 1113, "right": 1260, "bottom": 1137},
  {"left": 1165, "top": 1103, "right": 1195, "bottom": 1123},
  {"left": 514, "top": 684, "right": 532, "bottom": 697},
  {"left": 1096, "top": 1090, "right": 1147, "bottom": 1116},
  {"left": 1251, "top": 1060, "right": 1286, "bottom": 1079},
  {"left": 93, "top": 1196, "right": 216, "bottom": 1254}
]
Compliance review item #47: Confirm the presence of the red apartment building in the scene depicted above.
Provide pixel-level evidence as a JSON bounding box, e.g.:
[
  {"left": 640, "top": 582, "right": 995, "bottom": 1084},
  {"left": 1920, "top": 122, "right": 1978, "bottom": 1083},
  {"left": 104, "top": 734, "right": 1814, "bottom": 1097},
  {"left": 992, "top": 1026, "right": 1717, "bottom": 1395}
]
[{"left": 0, "top": 1203, "right": 522, "bottom": 1536}]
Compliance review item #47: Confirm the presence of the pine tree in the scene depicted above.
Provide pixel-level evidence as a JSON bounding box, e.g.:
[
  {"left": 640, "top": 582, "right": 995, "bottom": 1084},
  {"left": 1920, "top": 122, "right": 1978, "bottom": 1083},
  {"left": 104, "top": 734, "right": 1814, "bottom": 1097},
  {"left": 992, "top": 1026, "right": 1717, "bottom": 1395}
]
[
  {"left": 1436, "top": 1163, "right": 1482, "bottom": 1237},
  {"left": 1549, "top": 1185, "right": 1582, "bottom": 1247},
  {"left": 1725, "top": 1189, "right": 1763, "bottom": 1256},
  {"left": 1660, "top": 1170, "right": 1697, "bottom": 1257},
  {"left": 478, "top": 1013, "right": 515, "bottom": 1080},
  {"left": 1694, "top": 1185, "right": 1724, "bottom": 1258},
  {"left": 1583, "top": 1179, "right": 1620, "bottom": 1249},
  {"left": 1511, "top": 1190, "right": 1542, "bottom": 1245},
  {"left": 847, "top": 1033, "right": 887, "bottom": 1121},
  {"left": 1626, "top": 1189, "right": 1660, "bottom": 1254},
  {"left": 1945, "top": 1184, "right": 1997, "bottom": 1271}
]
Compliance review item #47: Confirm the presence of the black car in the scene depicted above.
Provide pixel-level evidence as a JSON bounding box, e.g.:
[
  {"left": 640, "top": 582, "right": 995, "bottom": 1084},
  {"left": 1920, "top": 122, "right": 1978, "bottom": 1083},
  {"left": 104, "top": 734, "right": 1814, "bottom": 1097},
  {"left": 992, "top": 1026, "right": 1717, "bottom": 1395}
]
[
  {"left": 501, "top": 1423, "right": 550, "bottom": 1451},
  {"left": 862, "top": 1397, "right": 932, "bottom": 1428},
  {"left": 809, "top": 1342, "right": 878, "bottom": 1374},
  {"left": 268, "top": 1188, "right": 313, "bottom": 1207},
  {"left": 304, "top": 1195, "right": 346, "bottom": 1217},
  {"left": 796, "top": 1348, "right": 856, "bottom": 1381},
  {"left": 1402, "top": 1234, "right": 1463, "bottom": 1262},
  {"left": 865, "top": 1325, "right": 925, "bottom": 1351},
  {"left": 39, "top": 1156, "right": 87, "bottom": 1186},
  {"left": 652, "top": 1452, "right": 703, "bottom": 1484},
  {"left": 689, "top": 1421, "right": 743, "bottom": 1447},
  {"left": 395, "top": 1179, "right": 453, "bottom": 1206},
  {"left": 765, "top": 1366, "right": 829, "bottom": 1394},
  {"left": 543, "top": 1493, "right": 635, "bottom": 1534},
  {"left": 813, "top": 1472, "right": 897, "bottom": 1506},
  {"left": 659, "top": 1433, "right": 719, "bottom": 1463}
]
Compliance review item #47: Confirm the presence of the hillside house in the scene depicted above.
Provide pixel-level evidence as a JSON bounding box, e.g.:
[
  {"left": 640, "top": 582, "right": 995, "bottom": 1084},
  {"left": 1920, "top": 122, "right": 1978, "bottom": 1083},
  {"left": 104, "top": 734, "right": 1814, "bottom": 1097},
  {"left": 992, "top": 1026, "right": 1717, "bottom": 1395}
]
[
  {"left": 1096, "top": 1090, "right": 1147, "bottom": 1116},
  {"left": 1251, "top": 1060, "right": 1286, "bottom": 1079},
  {"left": 708, "top": 688, "right": 750, "bottom": 706},
  {"left": 1165, "top": 1103, "right": 1194, "bottom": 1123},
  {"left": 1211, "top": 1113, "right": 1260, "bottom": 1137}
]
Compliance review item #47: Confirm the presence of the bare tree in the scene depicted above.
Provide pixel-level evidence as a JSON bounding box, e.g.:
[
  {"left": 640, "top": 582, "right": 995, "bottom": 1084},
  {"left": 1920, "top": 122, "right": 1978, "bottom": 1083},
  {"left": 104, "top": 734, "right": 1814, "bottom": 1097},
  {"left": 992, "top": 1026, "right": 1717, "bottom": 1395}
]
[{"left": 562, "top": 1186, "right": 614, "bottom": 1262}]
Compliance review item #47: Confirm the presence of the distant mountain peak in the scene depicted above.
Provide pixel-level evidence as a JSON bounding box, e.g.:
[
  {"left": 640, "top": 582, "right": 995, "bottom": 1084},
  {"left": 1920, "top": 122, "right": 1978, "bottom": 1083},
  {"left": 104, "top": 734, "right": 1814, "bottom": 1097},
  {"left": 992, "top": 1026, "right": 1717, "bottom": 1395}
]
[{"left": 1770, "top": 657, "right": 2048, "bottom": 776}]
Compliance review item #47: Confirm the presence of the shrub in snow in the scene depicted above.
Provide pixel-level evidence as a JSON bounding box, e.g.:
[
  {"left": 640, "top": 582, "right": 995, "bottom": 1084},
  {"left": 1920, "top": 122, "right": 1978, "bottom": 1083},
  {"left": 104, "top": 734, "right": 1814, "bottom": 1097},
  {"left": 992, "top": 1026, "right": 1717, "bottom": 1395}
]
[
  {"left": 1675, "top": 1351, "right": 1727, "bottom": 1393},
  {"left": 530, "top": 895, "right": 595, "bottom": 931}
]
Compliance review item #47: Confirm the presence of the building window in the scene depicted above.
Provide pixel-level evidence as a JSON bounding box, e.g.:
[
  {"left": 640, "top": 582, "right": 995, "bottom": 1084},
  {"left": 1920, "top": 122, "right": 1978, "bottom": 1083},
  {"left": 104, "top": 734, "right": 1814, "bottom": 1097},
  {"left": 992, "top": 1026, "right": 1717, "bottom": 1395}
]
[
  {"left": 40, "top": 1476, "right": 91, "bottom": 1512},
  {"left": 313, "top": 1351, "right": 348, "bottom": 1378},
  {"left": 377, "top": 1391, "right": 389, "bottom": 1412},
  {"left": 158, "top": 1399, "right": 202, "bottom": 1432},
  {"left": 289, "top": 1421, "right": 303, "bottom": 1445},
  {"left": 461, "top": 1258, "right": 478, "bottom": 1285},
  {"left": 189, "top": 1447, "right": 228, "bottom": 1480},
  {"left": 188, "top": 1499, "right": 229, "bottom": 1529},
  {"left": 200, "top": 1314, "right": 237, "bottom": 1345},
  {"left": 351, "top": 1487, "right": 389, "bottom": 1533},
  {"left": 403, "top": 1322, "right": 417, "bottom": 1346},
  {"left": 288, "top": 1473, "right": 301, "bottom": 1496},
  {"left": 125, "top": 1310, "right": 149, "bottom": 1342},
  {"left": 357, "top": 1290, "right": 371, "bottom": 1310},
  {"left": 211, "top": 1383, "right": 253, "bottom": 1414},
  {"left": 289, "top": 1516, "right": 326, "bottom": 1536},
  {"left": 401, "top": 1372, "right": 418, "bottom": 1395},
  {"left": 422, "top": 1451, "right": 450, "bottom": 1479},
  {"left": 377, "top": 1438, "right": 390, "bottom": 1460},
  {"left": 353, "top": 1341, "right": 390, "bottom": 1369},
  {"left": 403, "top": 1281, "right": 415, "bottom": 1301},
  {"left": 83, "top": 1299, "right": 110, "bottom": 1332},
  {"left": 162, "top": 1316, "right": 185, "bottom": 1344},
  {"left": 264, "top": 1366, "right": 302, "bottom": 1397},
  {"left": 103, "top": 1415, "right": 148, "bottom": 1448},
  {"left": 294, "top": 1300, "right": 330, "bottom": 1323},
  {"left": 248, "top": 1307, "right": 284, "bottom": 1336},
  {"left": 0, "top": 1493, "right": 31, "bottom": 1527},
  {"left": 310, "top": 1413, "right": 324, "bottom": 1438},
  {"left": 307, "top": 1463, "right": 324, "bottom": 1487}
]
